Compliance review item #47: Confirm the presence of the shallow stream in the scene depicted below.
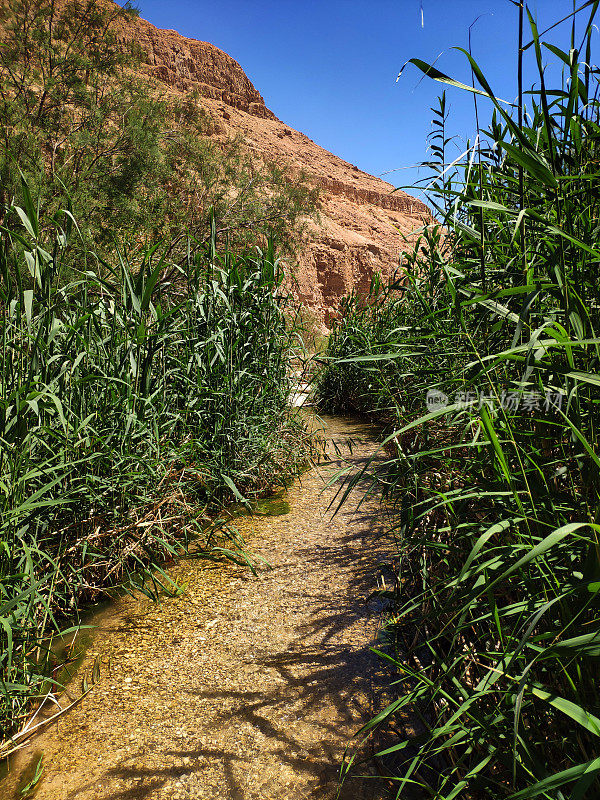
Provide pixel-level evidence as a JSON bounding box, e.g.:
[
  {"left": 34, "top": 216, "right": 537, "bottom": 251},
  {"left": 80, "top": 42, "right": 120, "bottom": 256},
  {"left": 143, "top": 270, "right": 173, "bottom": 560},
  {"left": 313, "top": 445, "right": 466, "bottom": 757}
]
[{"left": 1, "top": 413, "right": 393, "bottom": 800}]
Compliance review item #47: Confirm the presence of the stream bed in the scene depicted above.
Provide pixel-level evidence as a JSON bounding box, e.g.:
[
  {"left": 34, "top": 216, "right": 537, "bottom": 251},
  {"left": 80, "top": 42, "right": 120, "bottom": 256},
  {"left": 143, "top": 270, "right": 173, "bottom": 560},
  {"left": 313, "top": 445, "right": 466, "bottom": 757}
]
[{"left": 1, "top": 414, "right": 396, "bottom": 800}]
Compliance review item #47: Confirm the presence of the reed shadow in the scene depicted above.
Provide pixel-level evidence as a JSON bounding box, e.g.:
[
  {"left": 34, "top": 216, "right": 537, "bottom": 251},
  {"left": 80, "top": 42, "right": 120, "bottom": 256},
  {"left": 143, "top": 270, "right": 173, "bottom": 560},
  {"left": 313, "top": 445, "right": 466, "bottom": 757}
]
[{"left": 69, "top": 439, "right": 402, "bottom": 800}]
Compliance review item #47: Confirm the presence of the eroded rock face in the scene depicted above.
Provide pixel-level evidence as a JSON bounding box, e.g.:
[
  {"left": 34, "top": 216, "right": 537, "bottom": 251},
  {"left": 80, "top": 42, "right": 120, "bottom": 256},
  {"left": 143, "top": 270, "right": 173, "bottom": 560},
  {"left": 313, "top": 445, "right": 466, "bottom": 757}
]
[
  {"left": 105, "top": 3, "right": 432, "bottom": 325},
  {"left": 9, "top": 0, "right": 432, "bottom": 325},
  {"left": 205, "top": 102, "right": 431, "bottom": 326},
  {"left": 116, "top": 12, "right": 276, "bottom": 118}
]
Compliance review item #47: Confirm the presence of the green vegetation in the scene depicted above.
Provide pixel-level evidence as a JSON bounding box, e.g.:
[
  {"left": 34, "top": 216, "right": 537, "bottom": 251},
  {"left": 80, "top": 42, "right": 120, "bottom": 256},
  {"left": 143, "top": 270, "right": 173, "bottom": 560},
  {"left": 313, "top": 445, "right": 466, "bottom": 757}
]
[
  {"left": 319, "top": 4, "right": 600, "bottom": 798},
  {"left": 0, "top": 189, "right": 310, "bottom": 752},
  {"left": 0, "top": 0, "right": 317, "bottom": 260},
  {"left": 0, "top": 0, "right": 318, "bottom": 750},
  {"left": 0, "top": 190, "right": 313, "bottom": 748}
]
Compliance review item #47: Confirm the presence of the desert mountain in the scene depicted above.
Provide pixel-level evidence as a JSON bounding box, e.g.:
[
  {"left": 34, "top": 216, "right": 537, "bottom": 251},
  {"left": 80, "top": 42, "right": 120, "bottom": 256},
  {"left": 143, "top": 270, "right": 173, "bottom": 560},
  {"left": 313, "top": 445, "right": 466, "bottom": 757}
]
[{"left": 16, "top": 1, "right": 432, "bottom": 325}]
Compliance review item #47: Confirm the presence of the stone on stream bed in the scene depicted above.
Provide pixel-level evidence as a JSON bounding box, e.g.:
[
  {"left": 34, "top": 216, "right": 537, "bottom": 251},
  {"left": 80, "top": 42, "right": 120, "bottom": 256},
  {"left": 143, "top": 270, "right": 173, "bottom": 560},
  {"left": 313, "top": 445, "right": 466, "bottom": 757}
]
[{"left": 1, "top": 415, "right": 398, "bottom": 800}]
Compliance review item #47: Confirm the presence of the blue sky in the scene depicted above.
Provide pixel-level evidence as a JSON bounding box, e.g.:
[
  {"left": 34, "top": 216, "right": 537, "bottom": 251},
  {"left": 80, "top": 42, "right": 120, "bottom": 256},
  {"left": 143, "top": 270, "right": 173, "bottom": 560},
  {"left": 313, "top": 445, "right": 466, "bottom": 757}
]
[{"left": 133, "top": 1, "right": 594, "bottom": 195}]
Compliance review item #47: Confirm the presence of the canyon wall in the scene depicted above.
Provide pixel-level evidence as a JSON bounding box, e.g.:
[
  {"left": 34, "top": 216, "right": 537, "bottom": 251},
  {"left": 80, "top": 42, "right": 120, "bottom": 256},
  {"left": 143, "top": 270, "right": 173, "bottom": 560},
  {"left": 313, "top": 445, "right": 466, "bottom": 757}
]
[
  {"left": 8, "top": 1, "right": 432, "bottom": 326},
  {"left": 108, "top": 5, "right": 432, "bottom": 325}
]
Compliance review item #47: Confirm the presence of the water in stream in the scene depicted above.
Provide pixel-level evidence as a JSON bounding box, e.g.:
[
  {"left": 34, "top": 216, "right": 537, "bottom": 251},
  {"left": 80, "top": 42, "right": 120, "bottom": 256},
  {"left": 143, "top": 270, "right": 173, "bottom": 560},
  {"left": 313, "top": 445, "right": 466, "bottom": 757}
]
[{"left": 1, "top": 414, "right": 394, "bottom": 800}]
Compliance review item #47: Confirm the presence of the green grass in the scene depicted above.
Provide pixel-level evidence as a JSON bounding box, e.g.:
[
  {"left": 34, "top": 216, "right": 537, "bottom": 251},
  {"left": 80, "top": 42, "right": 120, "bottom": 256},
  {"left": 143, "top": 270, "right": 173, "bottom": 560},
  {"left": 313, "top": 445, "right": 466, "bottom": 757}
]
[
  {"left": 318, "top": 4, "right": 600, "bottom": 798},
  {"left": 0, "top": 183, "right": 314, "bottom": 748}
]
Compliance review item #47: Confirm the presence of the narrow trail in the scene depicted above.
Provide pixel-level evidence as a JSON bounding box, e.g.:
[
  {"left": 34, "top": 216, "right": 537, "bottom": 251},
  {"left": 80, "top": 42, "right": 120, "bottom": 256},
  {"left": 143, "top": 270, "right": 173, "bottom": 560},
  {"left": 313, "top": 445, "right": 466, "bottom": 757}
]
[{"left": 5, "top": 415, "right": 395, "bottom": 800}]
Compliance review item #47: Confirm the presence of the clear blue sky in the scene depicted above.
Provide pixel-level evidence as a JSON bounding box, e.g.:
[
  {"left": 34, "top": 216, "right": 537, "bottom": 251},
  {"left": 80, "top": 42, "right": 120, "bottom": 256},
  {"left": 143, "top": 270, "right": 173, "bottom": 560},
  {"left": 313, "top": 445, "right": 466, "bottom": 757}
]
[{"left": 133, "top": 1, "right": 594, "bottom": 196}]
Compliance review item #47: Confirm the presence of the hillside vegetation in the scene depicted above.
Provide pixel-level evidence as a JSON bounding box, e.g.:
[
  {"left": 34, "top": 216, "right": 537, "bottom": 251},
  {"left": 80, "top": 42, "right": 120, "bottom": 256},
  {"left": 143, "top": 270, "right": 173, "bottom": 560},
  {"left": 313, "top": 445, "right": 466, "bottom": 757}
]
[
  {"left": 0, "top": 0, "right": 317, "bottom": 748},
  {"left": 0, "top": 0, "right": 317, "bottom": 260},
  {"left": 318, "top": 4, "right": 600, "bottom": 798}
]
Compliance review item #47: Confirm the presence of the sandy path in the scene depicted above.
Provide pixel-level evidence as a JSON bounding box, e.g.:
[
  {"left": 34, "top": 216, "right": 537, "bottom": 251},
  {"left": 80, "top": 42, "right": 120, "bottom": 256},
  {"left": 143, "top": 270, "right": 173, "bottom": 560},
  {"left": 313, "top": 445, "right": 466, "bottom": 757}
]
[{"left": 3, "top": 415, "right": 393, "bottom": 800}]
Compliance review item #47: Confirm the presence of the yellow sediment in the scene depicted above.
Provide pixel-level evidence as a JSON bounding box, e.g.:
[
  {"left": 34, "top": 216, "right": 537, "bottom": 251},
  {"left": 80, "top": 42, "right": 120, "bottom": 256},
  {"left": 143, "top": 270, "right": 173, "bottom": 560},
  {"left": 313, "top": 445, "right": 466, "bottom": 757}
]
[{"left": 2, "top": 415, "right": 394, "bottom": 800}]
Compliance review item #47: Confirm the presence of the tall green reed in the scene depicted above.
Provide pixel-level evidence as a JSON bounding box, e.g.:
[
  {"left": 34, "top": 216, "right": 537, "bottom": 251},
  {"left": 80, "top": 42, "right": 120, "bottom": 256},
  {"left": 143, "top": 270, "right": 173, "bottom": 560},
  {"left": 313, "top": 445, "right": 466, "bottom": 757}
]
[
  {"left": 0, "top": 182, "right": 311, "bottom": 744},
  {"left": 320, "top": 4, "right": 600, "bottom": 797}
]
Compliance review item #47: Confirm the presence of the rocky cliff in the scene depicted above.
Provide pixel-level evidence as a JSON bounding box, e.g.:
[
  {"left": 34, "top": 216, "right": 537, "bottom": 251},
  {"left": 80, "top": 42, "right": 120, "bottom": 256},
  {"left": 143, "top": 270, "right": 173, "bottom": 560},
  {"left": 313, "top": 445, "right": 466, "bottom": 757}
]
[
  {"left": 28, "top": 1, "right": 433, "bottom": 325},
  {"left": 106, "top": 5, "right": 433, "bottom": 325}
]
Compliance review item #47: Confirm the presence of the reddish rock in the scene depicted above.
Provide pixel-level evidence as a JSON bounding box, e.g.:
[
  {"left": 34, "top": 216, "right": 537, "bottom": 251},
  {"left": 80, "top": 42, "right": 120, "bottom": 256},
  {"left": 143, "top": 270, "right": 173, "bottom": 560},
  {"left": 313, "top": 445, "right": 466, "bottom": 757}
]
[
  {"left": 4, "top": 0, "right": 433, "bottom": 325},
  {"left": 106, "top": 3, "right": 433, "bottom": 325}
]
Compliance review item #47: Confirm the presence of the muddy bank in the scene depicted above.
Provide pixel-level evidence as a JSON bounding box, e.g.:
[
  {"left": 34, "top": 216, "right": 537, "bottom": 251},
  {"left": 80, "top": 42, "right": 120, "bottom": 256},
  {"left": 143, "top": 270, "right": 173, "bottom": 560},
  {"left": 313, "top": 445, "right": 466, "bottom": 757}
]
[{"left": 2, "top": 415, "right": 395, "bottom": 800}]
